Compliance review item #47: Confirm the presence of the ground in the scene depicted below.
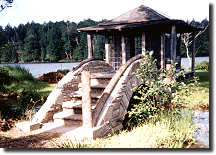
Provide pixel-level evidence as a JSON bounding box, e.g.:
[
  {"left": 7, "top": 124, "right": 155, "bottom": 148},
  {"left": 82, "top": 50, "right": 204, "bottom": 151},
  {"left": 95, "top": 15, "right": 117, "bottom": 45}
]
[{"left": 0, "top": 125, "right": 65, "bottom": 148}]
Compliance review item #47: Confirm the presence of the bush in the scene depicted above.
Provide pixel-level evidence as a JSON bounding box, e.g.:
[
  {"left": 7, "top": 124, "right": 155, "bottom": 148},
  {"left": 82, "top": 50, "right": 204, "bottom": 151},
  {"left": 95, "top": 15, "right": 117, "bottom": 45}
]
[
  {"left": 124, "top": 51, "right": 192, "bottom": 129},
  {"left": 57, "top": 69, "right": 70, "bottom": 75},
  {"left": 0, "top": 67, "right": 12, "bottom": 93},
  {"left": 0, "top": 65, "right": 47, "bottom": 120},
  {"left": 195, "top": 60, "right": 209, "bottom": 71}
]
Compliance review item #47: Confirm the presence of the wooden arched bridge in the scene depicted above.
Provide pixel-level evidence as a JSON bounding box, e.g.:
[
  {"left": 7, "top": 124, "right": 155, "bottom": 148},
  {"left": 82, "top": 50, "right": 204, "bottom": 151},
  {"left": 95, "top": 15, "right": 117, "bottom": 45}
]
[{"left": 23, "top": 54, "right": 143, "bottom": 139}]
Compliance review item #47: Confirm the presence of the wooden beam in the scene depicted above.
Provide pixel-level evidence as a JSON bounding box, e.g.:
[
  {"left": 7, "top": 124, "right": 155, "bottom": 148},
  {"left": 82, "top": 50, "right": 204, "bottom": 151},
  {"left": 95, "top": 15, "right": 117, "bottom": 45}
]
[
  {"left": 192, "top": 32, "right": 196, "bottom": 72},
  {"left": 121, "top": 34, "right": 126, "bottom": 64},
  {"left": 87, "top": 34, "right": 92, "bottom": 59},
  {"left": 142, "top": 30, "right": 146, "bottom": 56},
  {"left": 161, "top": 32, "right": 165, "bottom": 69},
  {"left": 105, "top": 35, "right": 110, "bottom": 64},
  {"left": 170, "top": 26, "right": 176, "bottom": 63}
]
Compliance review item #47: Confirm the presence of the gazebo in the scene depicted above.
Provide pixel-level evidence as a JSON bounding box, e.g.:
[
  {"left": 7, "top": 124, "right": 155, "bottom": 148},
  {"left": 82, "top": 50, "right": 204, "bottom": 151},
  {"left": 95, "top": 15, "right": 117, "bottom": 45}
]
[{"left": 77, "top": 5, "right": 201, "bottom": 72}]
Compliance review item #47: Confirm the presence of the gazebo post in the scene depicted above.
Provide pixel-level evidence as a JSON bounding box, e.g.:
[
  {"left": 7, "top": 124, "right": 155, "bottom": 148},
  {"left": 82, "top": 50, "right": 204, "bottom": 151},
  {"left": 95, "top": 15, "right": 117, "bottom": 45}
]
[
  {"left": 170, "top": 26, "right": 177, "bottom": 64},
  {"left": 121, "top": 34, "right": 126, "bottom": 64},
  {"left": 87, "top": 34, "right": 92, "bottom": 59},
  {"left": 105, "top": 35, "right": 110, "bottom": 64},
  {"left": 192, "top": 32, "right": 196, "bottom": 72},
  {"left": 142, "top": 30, "right": 146, "bottom": 56},
  {"left": 161, "top": 31, "right": 165, "bottom": 69}
]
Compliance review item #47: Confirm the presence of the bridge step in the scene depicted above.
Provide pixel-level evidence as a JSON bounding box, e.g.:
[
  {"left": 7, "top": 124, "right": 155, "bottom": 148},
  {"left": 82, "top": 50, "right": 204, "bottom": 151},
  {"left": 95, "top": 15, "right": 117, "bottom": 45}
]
[
  {"left": 62, "top": 101, "right": 96, "bottom": 110},
  {"left": 70, "top": 91, "right": 102, "bottom": 99},
  {"left": 53, "top": 71, "right": 115, "bottom": 127},
  {"left": 53, "top": 112, "right": 82, "bottom": 127}
]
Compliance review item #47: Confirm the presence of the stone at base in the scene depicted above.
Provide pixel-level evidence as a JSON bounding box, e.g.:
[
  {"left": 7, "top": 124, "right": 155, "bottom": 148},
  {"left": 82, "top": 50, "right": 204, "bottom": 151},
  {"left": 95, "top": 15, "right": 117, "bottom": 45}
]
[{"left": 16, "top": 121, "right": 42, "bottom": 132}]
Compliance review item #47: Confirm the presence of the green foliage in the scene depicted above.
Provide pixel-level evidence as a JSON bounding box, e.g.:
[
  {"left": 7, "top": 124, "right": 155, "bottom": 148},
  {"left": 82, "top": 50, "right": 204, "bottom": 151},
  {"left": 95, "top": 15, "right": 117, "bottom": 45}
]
[
  {"left": 195, "top": 60, "right": 209, "bottom": 71},
  {"left": 58, "top": 140, "right": 90, "bottom": 148},
  {"left": 0, "top": 66, "right": 11, "bottom": 92},
  {"left": 92, "top": 109, "right": 197, "bottom": 148},
  {"left": 0, "top": 19, "right": 106, "bottom": 63},
  {"left": 0, "top": 65, "right": 49, "bottom": 119},
  {"left": 57, "top": 69, "right": 70, "bottom": 75},
  {"left": 125, "top": 51, "right": 192, "bottom": 129},
  {"left": 181, "top": 19, "right": 209, "bottom": 57}
]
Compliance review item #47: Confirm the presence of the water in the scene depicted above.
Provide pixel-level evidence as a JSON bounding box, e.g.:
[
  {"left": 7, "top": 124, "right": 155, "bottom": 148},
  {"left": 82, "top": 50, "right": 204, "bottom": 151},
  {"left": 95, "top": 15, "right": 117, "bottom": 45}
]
[
  {"left": 0, "top": 62, "right": 79, "bottom": 78},
  {"left": 181, "top": 109, "right": 209, "bottom": 147},
  {"left": 193, "top": 110, "right": 209, "bottom": 147},
  {"left": 181, "top": 56, "right": 209, "bottom": 69}
]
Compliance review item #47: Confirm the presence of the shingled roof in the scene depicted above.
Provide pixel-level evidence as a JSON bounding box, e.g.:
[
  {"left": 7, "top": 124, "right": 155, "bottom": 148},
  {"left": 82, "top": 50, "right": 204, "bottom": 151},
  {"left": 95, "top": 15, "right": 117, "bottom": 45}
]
[
  {"left": 77, "top": 5, "right": 202, "bottom": 33},
  {"left": 99, "top": 5, "right": 172, "bottom": 25}
]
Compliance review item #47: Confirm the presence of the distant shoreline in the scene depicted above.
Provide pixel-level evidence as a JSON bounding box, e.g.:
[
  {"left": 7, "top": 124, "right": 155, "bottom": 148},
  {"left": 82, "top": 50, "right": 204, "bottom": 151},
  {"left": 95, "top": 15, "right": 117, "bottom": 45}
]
[{"left": 0, "top": 60, "right": 81, "bottom": 64}]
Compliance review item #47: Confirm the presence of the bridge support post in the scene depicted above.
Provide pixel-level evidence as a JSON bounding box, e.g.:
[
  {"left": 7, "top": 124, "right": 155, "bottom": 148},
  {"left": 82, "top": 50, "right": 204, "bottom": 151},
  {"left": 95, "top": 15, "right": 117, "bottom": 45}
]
[{"left": 82, "top": 71, "right": 93, "bottom": 128}]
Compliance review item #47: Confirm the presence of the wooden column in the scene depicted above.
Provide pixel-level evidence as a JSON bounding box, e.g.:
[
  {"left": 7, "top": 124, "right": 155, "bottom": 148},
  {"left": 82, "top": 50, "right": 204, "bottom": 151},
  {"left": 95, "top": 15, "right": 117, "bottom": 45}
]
[
  {"left": 161, "top": 32, "right": 165, "bottom": 69},
  {"left": 142, "top": 30, "right": 146, "bottom": 56},
  {"left": 121, "top": 34, "right": 126, "bottom": 64},
  {"left": 105, "top": 35, "right": 110, "bottom": 64},
  {"left": 192, "top": 32, "right": 196, "bottom": 72},
  {"left": 82, "top": 71, "right": 93, "bottom": 128},
  {"left": 170, "top": 26, "right": 176, "bottom": 63},
  {"left": 87, "top": 34, "right": 92, "bottom": 59}
]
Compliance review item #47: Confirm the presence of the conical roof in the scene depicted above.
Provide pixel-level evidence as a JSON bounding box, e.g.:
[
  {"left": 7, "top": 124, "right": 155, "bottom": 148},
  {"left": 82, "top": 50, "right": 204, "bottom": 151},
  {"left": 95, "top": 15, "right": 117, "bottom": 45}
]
[
  {"left": 77, "top": 5, "right": 202, "bottom": 33},
  {"left": 100, "top": 5, "right": 172, "bottom": 25}
]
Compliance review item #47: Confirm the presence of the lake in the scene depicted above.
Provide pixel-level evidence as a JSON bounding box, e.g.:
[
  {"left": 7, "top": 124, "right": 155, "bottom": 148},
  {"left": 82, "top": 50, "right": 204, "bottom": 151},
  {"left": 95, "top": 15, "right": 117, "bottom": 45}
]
[
  {"left": 0, "top": 62, "right": 79, "bottom": 78},
  {"left": 0, "top": 56, "right": 209, "bottom": 78},
  {"left": 181, "top": 56, "right": 209, "bottom": 69}
]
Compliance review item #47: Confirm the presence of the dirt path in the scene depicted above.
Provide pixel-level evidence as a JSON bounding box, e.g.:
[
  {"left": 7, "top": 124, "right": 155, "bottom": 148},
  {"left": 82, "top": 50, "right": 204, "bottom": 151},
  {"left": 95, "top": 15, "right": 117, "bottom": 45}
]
[{"left": 0, "top": 126, "right": 65, "bottom": 148}]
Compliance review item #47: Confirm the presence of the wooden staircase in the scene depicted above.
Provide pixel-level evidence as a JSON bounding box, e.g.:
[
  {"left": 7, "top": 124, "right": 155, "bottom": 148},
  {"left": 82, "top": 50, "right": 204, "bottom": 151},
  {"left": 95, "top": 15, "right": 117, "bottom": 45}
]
[{"left": 53, "top": 72, "right": 115, "bottom": 127}]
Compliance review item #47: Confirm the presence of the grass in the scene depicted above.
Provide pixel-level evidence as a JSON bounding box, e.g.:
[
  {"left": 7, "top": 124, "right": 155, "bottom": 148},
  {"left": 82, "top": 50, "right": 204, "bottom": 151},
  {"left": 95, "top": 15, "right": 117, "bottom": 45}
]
[
  {"left": 178, "top": 70, "right": 209, "bottom": 110},
  {"left": 91, "top": 110, "right": 196, "bottom": 148},
  {"left": 0, "top": 65, "right": 58, "bottom": 120}
]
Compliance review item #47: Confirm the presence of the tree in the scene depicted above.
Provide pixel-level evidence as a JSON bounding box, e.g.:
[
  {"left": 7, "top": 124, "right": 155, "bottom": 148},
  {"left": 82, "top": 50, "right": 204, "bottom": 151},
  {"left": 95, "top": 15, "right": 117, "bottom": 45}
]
[
  {"left": 181, "top": 19, "right": 209, "bottom": 67},
  {"left": 0, "top": 0, "right": 13, "bottom": 12}
]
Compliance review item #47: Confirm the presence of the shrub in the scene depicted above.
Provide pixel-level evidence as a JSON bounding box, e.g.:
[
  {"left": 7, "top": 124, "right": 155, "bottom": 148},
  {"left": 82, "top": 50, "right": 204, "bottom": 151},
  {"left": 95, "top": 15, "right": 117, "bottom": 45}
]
[
  {"left": 0, "top": 67, "right": 12, "bottom": 93},
  {"left": 57, "top": 69, "right": 70, "bottom": 75},
  {"left": 0, "top": 65, "right": 47, "bottom": 119},
  {"left": 196, "top": 60, "right": 209, "bottom": 71},
  {"left": 125, "top": 51, "right": 192, "bottom": 129}
]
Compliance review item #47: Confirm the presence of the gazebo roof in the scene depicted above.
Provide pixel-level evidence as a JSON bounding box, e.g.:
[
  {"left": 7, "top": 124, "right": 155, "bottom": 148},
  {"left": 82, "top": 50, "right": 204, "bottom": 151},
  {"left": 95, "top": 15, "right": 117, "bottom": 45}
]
[
  {"left": 77, "top": 5, "right": 202, "bottom": 34},
  {"left": 99, "top": 5, "right": 171, "bottom": 25}
]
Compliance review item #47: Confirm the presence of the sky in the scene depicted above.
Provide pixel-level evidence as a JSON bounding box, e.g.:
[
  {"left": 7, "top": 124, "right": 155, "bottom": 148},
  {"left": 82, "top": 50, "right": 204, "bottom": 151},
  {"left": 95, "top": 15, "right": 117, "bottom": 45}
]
[{"left": 0, "top": 0, "right": 212, "bottom": 28}]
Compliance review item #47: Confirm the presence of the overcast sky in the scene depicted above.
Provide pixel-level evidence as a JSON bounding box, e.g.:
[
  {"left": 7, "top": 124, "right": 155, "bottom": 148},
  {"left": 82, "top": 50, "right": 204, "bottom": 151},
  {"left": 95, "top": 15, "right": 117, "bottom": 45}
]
[{"left": 0, "top": 0, "right": 212, "bottom": 28}]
